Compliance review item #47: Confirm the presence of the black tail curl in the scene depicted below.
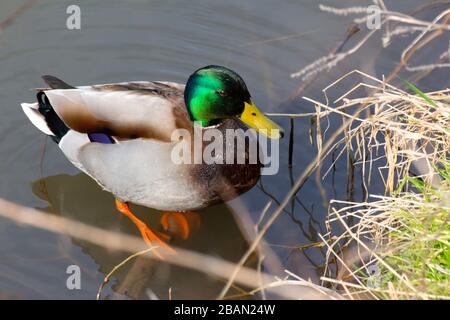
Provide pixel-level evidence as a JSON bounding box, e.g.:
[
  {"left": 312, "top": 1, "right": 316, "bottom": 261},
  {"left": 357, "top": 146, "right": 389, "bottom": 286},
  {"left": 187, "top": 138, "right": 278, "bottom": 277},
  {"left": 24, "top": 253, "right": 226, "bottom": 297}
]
[{"left": 37, "top": 91, "right": 68, "bottom": 143}]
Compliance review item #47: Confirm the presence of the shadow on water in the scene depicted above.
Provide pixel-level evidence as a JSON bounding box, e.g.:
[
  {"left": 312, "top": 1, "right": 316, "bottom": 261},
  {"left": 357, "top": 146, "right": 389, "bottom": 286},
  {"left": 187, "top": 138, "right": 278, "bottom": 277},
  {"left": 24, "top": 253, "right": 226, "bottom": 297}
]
[{"left": 31, "top": 173, "right": 257, "bottom": 299}]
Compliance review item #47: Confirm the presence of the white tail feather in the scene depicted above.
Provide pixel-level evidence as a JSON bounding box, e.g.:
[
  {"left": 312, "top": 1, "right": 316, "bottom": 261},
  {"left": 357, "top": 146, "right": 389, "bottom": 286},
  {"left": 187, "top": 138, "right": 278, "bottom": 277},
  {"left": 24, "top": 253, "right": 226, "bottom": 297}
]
[{"left": 21, "top": 103, "right": 54, "bottom": 136}]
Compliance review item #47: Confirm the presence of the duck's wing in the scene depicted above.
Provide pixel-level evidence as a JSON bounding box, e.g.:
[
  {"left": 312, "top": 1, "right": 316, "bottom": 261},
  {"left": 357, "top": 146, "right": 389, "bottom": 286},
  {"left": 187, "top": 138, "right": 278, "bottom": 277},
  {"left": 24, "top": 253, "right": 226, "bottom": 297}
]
[{"left": 42, "top": 76, "right": 191, "bottom": 142}]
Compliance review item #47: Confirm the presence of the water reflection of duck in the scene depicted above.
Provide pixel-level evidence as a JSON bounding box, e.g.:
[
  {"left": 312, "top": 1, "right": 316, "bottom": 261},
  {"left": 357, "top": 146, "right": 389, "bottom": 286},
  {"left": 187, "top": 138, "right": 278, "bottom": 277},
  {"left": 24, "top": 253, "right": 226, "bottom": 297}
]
[
  {"left": 32, "top": 173, "right": 257, "bottom": 299},
  {"left": 22, "top": 66, "right": 283, "bottom": 255}
]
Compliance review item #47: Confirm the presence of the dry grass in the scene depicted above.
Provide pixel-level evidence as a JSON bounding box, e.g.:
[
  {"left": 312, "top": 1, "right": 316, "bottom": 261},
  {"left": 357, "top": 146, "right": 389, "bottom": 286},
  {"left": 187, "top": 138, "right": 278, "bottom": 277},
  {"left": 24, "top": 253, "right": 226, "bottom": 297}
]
[
  {"left": 291, "top": 1, "right": 450, "bottom": 82},
  {"left": 305, "top": 70, "right": 449, "bottom": 193},
  {"left": 301, "top": 70, "right": 449, "bottom": 299},
  {"left": 285, "top": 5, "right": 449, "bottom": 298}
]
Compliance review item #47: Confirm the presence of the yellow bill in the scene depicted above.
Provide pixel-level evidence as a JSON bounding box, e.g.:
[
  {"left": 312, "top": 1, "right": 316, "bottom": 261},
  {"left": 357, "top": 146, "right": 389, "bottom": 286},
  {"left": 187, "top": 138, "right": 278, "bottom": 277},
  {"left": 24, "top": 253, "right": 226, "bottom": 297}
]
[{"left": 240, "top": 100, "right": 284, "bottom": 139}]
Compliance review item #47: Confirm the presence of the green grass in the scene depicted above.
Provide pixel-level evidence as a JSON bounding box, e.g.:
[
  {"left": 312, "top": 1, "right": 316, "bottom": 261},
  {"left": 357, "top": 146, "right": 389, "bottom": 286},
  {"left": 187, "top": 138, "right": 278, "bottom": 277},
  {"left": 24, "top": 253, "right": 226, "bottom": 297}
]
[
  {"left": 377, "top": 159, "right": 450, "bottom": 299},
  {"left": 402, "top": 79, "right": 439, "bottom": 108}
]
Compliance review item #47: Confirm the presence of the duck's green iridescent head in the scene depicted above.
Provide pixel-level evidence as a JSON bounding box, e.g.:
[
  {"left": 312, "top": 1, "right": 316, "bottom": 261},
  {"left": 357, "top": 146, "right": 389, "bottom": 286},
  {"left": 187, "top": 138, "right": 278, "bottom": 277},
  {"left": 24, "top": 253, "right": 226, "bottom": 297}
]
[{"left": 184, "top": 65, "right": 283, "bottom": 139}]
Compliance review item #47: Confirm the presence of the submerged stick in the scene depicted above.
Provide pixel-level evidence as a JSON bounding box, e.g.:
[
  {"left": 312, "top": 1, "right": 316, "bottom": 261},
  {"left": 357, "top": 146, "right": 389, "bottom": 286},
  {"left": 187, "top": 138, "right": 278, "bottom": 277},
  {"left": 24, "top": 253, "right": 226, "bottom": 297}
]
[
  {"left": 97, "top": 248, "right": 155, "bottom": 300},
  {"left": 0, "top": 0, "right": 39, "bottom": 32},
  {"left": 288, "top": 118, "right": 294, "bottom": 168},
  {"left": 0, "top": 197, "right": 340, "bottom": 300}
]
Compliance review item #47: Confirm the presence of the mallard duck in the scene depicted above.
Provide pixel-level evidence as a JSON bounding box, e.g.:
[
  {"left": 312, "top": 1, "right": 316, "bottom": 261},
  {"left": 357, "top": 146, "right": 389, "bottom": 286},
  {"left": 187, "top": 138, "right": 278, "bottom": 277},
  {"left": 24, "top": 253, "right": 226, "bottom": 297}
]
[{"left": 21, "top": 65, "right": 283, "bottom": 256}]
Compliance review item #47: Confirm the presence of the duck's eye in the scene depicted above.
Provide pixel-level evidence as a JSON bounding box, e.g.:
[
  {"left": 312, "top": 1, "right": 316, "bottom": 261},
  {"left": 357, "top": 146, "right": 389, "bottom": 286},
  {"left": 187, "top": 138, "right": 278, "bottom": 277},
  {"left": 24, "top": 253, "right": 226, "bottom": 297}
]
[{"left": 217, "top": 90, "right": 228, "bottom": 97}]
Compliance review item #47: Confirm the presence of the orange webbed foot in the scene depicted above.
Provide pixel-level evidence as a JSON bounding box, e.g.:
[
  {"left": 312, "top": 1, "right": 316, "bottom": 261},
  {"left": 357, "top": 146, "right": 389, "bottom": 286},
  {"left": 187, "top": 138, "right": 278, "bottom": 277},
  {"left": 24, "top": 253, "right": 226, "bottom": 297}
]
[
  {"left": 115, "top": 199, "right": 176, "bottom": 259},
  {"left": 160, "top": 211, "right": 201, "bottom": 240}
]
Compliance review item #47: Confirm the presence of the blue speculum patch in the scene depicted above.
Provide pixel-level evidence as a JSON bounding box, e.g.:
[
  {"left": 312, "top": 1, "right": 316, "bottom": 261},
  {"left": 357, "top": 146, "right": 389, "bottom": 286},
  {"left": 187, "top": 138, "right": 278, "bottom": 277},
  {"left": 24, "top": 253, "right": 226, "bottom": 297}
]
[{"left": 88, "top": 133, "right": 115, "bottom": 144}]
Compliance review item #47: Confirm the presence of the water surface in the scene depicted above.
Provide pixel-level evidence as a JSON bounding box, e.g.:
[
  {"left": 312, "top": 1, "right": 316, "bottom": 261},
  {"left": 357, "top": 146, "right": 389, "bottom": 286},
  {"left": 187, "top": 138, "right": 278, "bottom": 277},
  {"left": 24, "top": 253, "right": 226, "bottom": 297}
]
[{"left": 0, "top": 0, "right": 444, "bottom": 299}]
